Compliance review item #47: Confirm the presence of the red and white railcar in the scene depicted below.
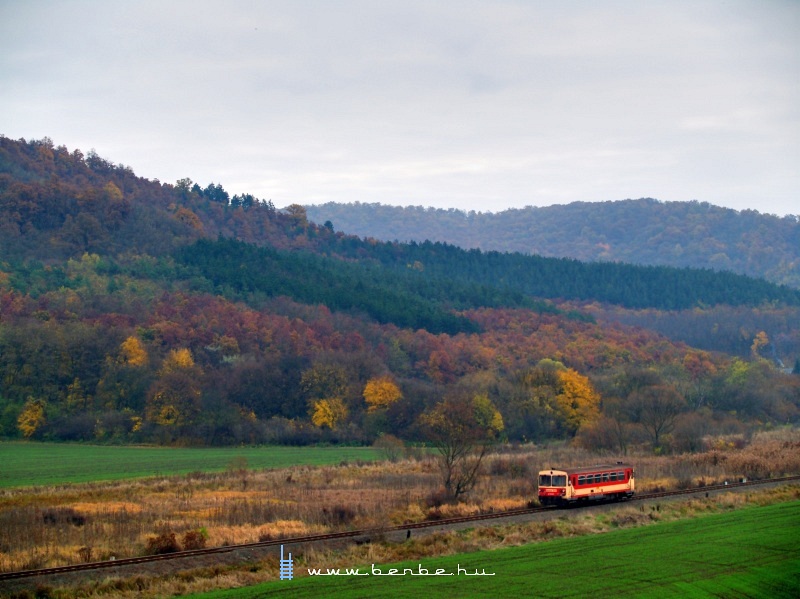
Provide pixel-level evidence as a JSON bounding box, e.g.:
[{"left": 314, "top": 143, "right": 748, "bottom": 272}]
[{"left": 537, "top": 464, "right": 635, "bottom": 507}]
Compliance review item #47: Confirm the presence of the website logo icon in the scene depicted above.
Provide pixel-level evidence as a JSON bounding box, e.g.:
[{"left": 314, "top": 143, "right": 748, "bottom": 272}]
[{"left": 280, "top": 544, "right": 294, "bottom": 580}]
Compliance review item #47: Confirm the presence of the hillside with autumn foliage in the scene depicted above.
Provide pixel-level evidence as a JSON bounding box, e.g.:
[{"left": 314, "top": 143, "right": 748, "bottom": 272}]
[{"left": 1, "top": 136, "right": 799, "bottom": 449}]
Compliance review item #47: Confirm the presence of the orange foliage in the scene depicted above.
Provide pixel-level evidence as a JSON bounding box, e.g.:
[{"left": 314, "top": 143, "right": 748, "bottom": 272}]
[
  {"left": 119, "top": 336, "right": 148, "bottom": 367},
  {"left": 17, "top": 397, "right": 46, "bottom": 438},
  {"left": 555, "top": 368, "right": 600, "bottom": 433},
  {"left": 159, "top": 348, "right": 196, "bottom": 375},
  {"left": 363, "top": 376, "right": 402, "bottom": 412},
  {"left": 310, "top": 398, "right": 348, "bottom": 429}
]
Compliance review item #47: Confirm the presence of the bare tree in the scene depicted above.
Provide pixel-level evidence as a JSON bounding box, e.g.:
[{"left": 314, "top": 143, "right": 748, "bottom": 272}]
[
  {"left": 373, "top": 433, "right": 405, "bottom": 463},
  {"left": 628, "top": 385, "right": 686, "bottom": 451},
  {"left": 420, "top": 393, "right": 503, "bottom": 500}
]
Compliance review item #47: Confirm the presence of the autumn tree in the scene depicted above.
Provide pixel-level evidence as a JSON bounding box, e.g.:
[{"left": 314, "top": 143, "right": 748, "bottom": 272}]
[
  {"left": 284, "top": 204, "right": 308, "bottom": 229},
  {"left": 145, "top": 348, "right": 203, "bottom": 432},
  {"left": 554, "top": 368, "right": 600, "bottom": 435},
  {"left": 95, "top": 336, "right": 153, "bottom": 415},
  {"left": 310, "top": 398, "right": 349, "bottom": 429},
  {"left": 751, "top": 331, "right": 769, "bottom": 359},
  {"left": 677, "top": 350, "right": 717, "bottom": 409},
  {"left": 119, "top": 336, "right": 148, "bottom": 367},
  {"left": 159, "top": 348, "right": 195, "bottom": 375},
  {"left": 472, "top": 393, "right": 505, "bottom": 436},
  {"left": 17, "top": 397, "right": 46, "bottom": 438},
  {"left": 712, "top": 358, "right": 795, "bottom": 422},
  {"left": 301, "top": 360, "right": 359, "bottom": 430},
  {"left": 174, "top": 207, "right": 204, "bottom": 231},
  {"left": 420, "top": 392, "right": 504, "bottom": 500},
  {"left": 363, "top": 376, "right": 402, "bottom": 412},
  {"left": 512, "top": 359, "right": 599, "bottom": 438},
  {"left": 146, "top": 373, "right": 202, "bottom": 428}
]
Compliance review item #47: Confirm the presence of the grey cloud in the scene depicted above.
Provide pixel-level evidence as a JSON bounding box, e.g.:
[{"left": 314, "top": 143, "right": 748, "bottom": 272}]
[{"left": 1, "top": 0, "right": 797, "bottom": 215}]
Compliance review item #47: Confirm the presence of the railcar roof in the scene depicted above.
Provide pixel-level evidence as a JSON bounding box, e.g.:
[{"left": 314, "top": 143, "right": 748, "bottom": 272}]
[{"left": 539, "top": 464, "right": 633, "bottom": 476}]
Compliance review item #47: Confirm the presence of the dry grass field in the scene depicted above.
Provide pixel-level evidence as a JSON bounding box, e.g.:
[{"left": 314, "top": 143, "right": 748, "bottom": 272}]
[{"left": 1, "top": 428, "right": 798, "bottom": 597}]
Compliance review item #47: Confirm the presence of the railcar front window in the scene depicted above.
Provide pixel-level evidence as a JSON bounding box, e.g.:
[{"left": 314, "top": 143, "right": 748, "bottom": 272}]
[
  {"left": 552, "top": 475, "right": 567, "bottom": 487},
  {"left": 539, "top": 475, "right": 552, "bottom": 486}
]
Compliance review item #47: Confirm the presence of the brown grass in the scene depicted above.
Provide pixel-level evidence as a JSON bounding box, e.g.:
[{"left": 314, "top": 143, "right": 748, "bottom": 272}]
[{"left": 0, "top": 428, "right": 798, "bottom": 594}]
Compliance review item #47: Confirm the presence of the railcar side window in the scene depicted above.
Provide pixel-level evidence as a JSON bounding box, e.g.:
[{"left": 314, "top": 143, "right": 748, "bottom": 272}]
[
  {"left": 578, "top": 475, "right": 586, "bottom": 485},
  {"left": 552, "top": 475, "right": 567, "bottom": 486},
  {"left": 602, "top": 473, "right": 610, "bottom": 482},
  {"left": 539, "top": 475, "right": 552, "bottom": 487},
  {"left": 610, "top": 472, "right": 618, "bottom": 482},
  {"left": 619, "top": 471, "right": 625, "bottom": 480}
]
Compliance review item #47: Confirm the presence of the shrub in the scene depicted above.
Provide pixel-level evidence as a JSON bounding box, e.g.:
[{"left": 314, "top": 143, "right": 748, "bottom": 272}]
[
  {"left": 374, "top": 434, "right": 405, "bottom": 462},
  {"left": 182, "top": 528, "right": 208, "bottom": 550},
  {"left": 425, "top": 488, "right": 449, "bottom": 509},
  {"left": 321, "top": 504, "right": 356, "bottom": 526},
  {"left": 145, "top": 530, "right": 181, "bottom": 555},
  {"left": 34, "top": 585, "right": 54, "bottom": 599},
  {"left": 41, "top": 507, "right": 87, "bottom": 527}
]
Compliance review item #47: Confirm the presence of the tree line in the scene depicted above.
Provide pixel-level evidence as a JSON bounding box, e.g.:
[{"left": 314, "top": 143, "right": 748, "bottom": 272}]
[{"left": 305, "top": 199, "right": 800, "bottom": 288}]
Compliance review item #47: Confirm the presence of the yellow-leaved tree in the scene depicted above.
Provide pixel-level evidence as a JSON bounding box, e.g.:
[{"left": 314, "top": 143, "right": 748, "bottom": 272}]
[
  {"left": 311, "top": 398, "right": 349, "bottom": 429},
  {"left": 363, "top": 376, "right": 402, "bottom": 412},
  {"left": 17, "top": 397, "right": 46, "bottom": 438},
  {"left": 472, "top": 393, "right": 505, "bottom": 439},
  {"left": 555, "top": 368, "right": 600, "bottom": 434},
  {"left": 751, "top": 331, "right": 769, "bottom": 358},
  {"left": 119, "top": 336, "right": 148, "bottom": 367},
  {"left": 159, "top": 348, "right": 195, "bottom": 375}
]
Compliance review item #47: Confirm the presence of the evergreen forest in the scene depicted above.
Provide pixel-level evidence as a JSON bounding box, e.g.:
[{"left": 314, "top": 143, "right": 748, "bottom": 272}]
[{"left": 306, "top": 200, "right": 800, "bottom": 289}]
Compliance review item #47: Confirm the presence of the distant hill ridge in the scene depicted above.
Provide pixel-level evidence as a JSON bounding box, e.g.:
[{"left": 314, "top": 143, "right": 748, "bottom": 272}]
[{"left": 305, "top": 200, "right": 800, "bottom": 289}]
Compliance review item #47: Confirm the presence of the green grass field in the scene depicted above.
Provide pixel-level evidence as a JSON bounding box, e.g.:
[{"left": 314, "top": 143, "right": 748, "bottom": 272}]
[
  {"left": 192, "top": 501, "right": 800, "bottom": 598},
  {"left": 0, "top": 442, "right": 380, "bottom": 488}
]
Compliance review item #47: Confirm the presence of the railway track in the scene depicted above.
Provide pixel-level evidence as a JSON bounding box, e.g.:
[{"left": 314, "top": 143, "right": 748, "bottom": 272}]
[{"left": 2, "top": 474, "right": 798, "bottom": 583}]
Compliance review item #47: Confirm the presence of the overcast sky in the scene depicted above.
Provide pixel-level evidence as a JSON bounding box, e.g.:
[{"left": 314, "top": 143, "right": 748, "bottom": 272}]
[{"left": 2, "top": 1, "right": 798, "bottom": 216}]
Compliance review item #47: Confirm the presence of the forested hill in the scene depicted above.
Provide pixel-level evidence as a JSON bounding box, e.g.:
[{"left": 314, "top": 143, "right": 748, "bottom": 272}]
[
  {"left": 1, "top": 136, "right": 799, "bottom": 448},
  {"left": 304, "top": 201, "right": 800, "bottom": 289},
  {"left": 3, "top": 136, "right": 797, "bottom": 313}
]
